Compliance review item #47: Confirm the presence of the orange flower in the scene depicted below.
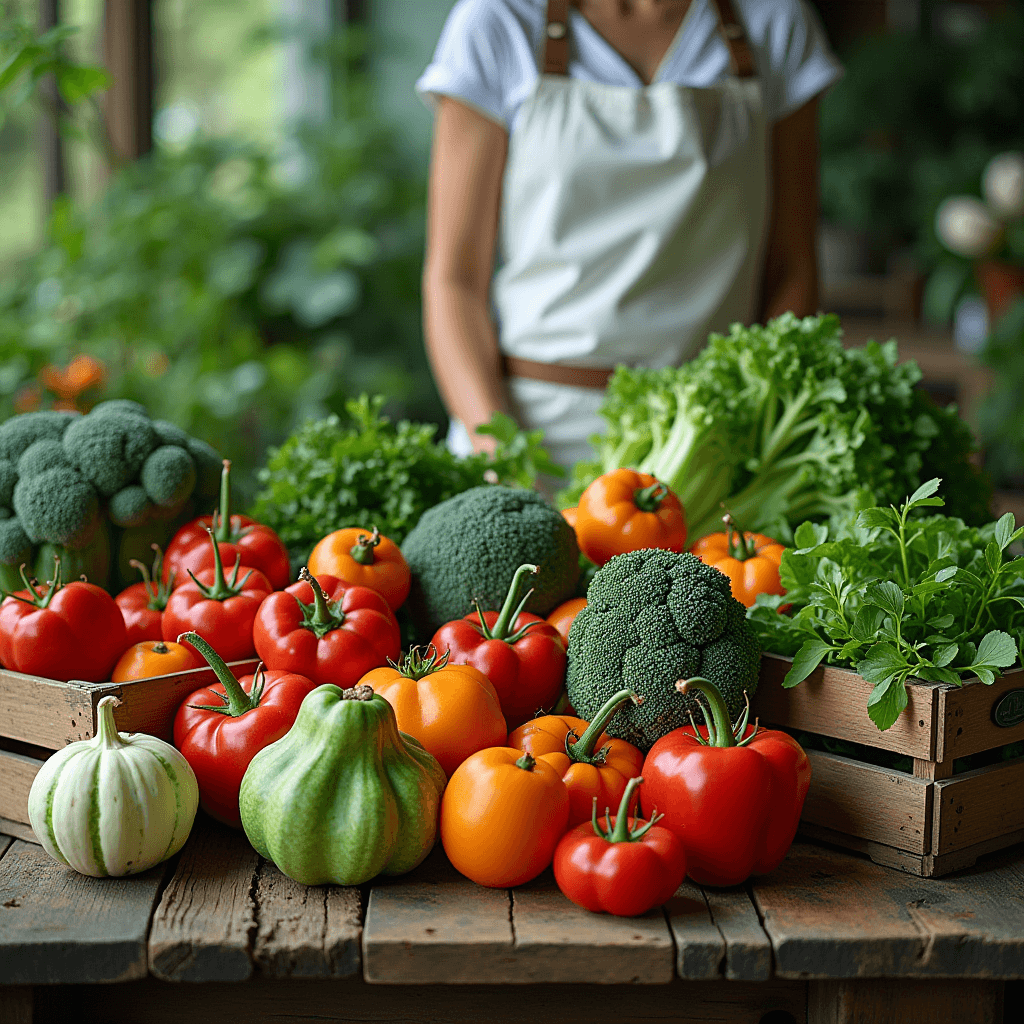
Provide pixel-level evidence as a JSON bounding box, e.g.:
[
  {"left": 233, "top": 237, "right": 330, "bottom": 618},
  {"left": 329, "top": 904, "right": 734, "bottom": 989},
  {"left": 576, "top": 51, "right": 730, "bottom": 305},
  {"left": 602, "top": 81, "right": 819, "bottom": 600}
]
[{"left": 39, "top": 354, "right": 106, "bottom": 399}]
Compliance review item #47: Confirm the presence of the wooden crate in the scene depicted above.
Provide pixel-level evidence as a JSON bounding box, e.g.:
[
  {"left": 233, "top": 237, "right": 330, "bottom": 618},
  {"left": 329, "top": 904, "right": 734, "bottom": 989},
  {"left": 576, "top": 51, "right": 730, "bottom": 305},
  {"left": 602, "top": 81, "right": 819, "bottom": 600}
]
[
  {"left": 753, "top": 652, "right": 1024, "bottom": 877},
  {"left": 0, "top": 659, "right": 259, "bottom": 842}
]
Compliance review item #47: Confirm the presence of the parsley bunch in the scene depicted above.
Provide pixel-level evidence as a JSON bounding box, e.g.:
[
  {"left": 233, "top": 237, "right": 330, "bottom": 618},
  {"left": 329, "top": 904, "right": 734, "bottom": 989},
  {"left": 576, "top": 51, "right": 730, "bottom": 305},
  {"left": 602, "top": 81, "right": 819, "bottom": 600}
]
[{"left": 749, "top": 479, "right": 1024, "bottom": 731}]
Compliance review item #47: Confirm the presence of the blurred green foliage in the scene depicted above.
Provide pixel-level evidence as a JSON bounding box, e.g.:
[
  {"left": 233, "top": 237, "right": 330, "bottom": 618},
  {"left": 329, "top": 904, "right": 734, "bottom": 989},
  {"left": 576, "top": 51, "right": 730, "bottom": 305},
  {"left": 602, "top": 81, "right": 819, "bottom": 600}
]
[
  {"left": 819, "top": 1, "right": 1024, "bottom": 271},
  {"left": 977, "top": 298, "right": 1024, "bottom": 491},
  {"left": 0, "top": 20, "right": 439, "bottom": 506}
]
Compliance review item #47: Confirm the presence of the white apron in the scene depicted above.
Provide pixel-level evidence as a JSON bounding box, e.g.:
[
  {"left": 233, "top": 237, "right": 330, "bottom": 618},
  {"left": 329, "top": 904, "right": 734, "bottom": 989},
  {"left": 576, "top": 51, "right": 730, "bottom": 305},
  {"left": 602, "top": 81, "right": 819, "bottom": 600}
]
[{"left": 447, "top": 0, "right": 771, "bottom": 471}]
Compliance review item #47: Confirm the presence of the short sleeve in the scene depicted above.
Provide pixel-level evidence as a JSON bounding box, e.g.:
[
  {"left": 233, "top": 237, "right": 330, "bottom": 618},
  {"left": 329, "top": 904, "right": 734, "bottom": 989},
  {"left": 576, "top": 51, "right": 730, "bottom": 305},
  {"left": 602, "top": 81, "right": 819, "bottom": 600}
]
[
  {"left": 415, "top": 0, "right": 538, "bottom": 130},
  {"left": 743, "top": 0, "right": 844, "bottom": 121}
]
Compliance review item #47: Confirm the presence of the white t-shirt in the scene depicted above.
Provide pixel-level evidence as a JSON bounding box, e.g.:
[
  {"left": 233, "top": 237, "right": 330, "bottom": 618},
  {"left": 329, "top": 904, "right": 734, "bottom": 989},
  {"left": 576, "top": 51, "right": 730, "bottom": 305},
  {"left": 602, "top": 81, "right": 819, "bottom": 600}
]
[{"left": 417, "top": 0, "right": 842, "bottom": 131}]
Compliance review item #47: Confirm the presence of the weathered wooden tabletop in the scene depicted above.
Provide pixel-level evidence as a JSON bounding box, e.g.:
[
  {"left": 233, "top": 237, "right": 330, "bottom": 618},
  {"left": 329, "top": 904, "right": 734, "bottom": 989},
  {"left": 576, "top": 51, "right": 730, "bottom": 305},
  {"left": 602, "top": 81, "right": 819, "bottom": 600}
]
[{"left": 1, "top": 819, "right": 1022, "bottom": 1024}]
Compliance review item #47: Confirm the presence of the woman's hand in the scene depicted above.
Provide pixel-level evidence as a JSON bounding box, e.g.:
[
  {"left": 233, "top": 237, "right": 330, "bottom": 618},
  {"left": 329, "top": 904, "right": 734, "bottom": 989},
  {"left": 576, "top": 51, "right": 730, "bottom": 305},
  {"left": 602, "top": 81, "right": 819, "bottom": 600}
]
[
  {"left": 423, "top": 96, "right": 511, "bottom": 446},
  {"left": 758, "top": 97, "right": 821, "bottom": 320}
]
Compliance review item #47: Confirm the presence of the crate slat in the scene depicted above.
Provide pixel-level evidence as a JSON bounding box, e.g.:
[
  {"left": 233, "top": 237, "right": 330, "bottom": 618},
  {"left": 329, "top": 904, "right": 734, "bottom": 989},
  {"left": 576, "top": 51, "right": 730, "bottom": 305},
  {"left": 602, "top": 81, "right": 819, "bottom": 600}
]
[
  {"left": 932, "top": 756, "right": 1024, "bottom": 856},
  {"left": 0, "top": 670, "right": 95, "bottom": 749},
  {"left": 756, "top": 654, "right": 937, "bottom": 759},
  {"left": 937, "top": 668, "right": 1024, "bottom": 762},
  {"left": 0, "top": 748, "right": 41, "bottom": 838}
]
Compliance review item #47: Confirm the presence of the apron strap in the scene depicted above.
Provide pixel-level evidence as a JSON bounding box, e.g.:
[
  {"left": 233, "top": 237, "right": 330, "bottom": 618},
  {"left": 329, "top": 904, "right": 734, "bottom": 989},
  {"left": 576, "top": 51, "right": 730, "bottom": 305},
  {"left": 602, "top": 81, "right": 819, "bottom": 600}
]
[
  {"left": 710, "top": 0, "right": 756, "bottom": 78},
  {"left": 543, "top": 1, "right": 756, "bottom": 81},
  {"left": 543, "top": 0, "right": 571, "bottom": 76}
]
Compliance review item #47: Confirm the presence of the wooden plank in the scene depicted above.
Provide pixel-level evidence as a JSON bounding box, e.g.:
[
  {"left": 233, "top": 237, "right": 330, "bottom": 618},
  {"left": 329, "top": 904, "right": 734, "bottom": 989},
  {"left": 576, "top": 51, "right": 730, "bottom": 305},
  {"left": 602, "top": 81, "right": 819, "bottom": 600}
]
[
  {"left": 801, "top": 750, "right": 932, "bottom": 855},
  {"left": 0, "top": 748, "right": 42, "bottom": 834},
  {"left": 62, "top": 976, "right": 811, "bottom": 1024},
  {"left": 90, "top": 658, "right": 260, "bottom": 744},
  {"left": 933, "top": 756, "right": 1024, "bottom": 856},
  {"left": 663, "top": 882, "right": 726, "bottom": 980},
  {"left": 808, "top": 979, "right": 1002, "bottom": 1024},
  {"left": 509, "top": 872, "right": 674, "bottom": 984},
  {"left": 0, "top": 669, "right": 95, "bottom": 748},
  {"left": 0, "top": 835, "right": 12, "bottom": 860},
  {"left": 937, "top": 667, "right": 1024, "bottom": 762},
  {"left": 753, "top": 841, "right": 1024, "bottom": 978},
  {"left": 0, "top": 839, "right": 168, "bottom": 984},
  {"left": 0, "top": 820, "right": 36, "bottom": 846},
  {"left": 253, "top": 862, "right": 362, "bottom": 978},
  {"left": 913, "top": 757, "right": 953, "bottom": 781},
  {"left": 148, "top": 818, "right": 259, "bottom": 983},
  {"left": 362, "top": 846, "right": 516, "bottom": 984},
  {"left": 757, "top": 654, "right": 938, "bottom": 759},
  {"left": 928, "top": 832, "right": 1024, "bottom": 878},
  {"left": 703, "top": 887, "right": 772, "bottom": 981},
  {"left": 0, "top": 987, "right": 32, "bottom": 1024},
  {"left": 798, "top": 822, "right": 930, "bottom": 876}
]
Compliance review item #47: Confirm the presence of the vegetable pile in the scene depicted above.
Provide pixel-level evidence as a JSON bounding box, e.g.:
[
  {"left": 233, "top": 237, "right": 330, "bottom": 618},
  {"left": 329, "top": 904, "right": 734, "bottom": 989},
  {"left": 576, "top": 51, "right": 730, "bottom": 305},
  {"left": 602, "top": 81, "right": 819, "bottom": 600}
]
[{"left": 560, "top": 313, "right": 992, "bottom": 541}]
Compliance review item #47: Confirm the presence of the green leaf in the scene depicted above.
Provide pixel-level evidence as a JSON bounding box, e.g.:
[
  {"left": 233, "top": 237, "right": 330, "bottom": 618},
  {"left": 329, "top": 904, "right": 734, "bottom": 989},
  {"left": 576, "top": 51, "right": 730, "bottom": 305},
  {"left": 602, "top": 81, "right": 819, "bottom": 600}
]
[
  {"left": 995, "top": 513, "right": 1016, "bottom": 551},
  {"left": 475, "top": 411, "right": 519, "bottom": 445},
  {"left": 858, "top": 642, "right": 908, "bottom": 685},
  {"left": 793, "top": 521, "right": 828, "bottom": 549},
  {"left": 55, "top": 64, "right": 111, "bottom": 105},
  {"left": 929, "top": 613, "right": 955, "bottom": 630},
  {"left": 973, "top": 631, "right": 1019, "bottom": 670},
  {"left": 783, "top": 638, "right": 832, "bottom": 688},
  {"left": 985, "top": 541, "right": 1003, "bottom": 575},
  {"left": 856, "top": 507, "right": 897, "bottom": 531},
  {"left": 932, "top": 643, "right": 959, "bottom": 668},
  {"left": 934, "top": 566, "right": 958, "bottom": 583},
  {"left": 915, "top": 665, "right": 962, "bottom": 686},
  {"left": 866, "top": 675, "right": 910, "bottom": 731},
  {"left": 974, "top": 667, "right": 996, "bottom": 685},
  {"left": 865, "top": 581, "right": 905, "bottom": 619},
  {"left": 907, "top": 478, "right": 942, "bottom": 506},
  {"left": 851, "top": 606, "right": 886, "bottom": 642}
]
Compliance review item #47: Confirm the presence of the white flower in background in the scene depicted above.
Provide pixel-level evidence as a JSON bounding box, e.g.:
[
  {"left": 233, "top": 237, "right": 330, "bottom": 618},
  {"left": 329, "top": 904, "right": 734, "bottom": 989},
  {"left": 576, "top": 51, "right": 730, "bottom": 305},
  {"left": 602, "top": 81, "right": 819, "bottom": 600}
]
[
  {"left": 935, "top": 196, "right": 1003, "bottom": 258},
  {"left": 982, "top": 152, "right": 1024, "bottom": 220}
]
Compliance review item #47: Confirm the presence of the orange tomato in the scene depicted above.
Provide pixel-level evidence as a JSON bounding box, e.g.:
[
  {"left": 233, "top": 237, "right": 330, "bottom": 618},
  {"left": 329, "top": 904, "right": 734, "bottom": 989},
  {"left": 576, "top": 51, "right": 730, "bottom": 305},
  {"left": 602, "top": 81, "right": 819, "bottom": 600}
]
[
  {"left": 690, "top": 517, "right": 785, "bottom": 608},
  {"left": 307, "top": 526, "right": 411, "bottom": 611},
  {"left": 111, "top": 640, "right": 205, "bottom": 683},
  {"left": 362, "top": 646, "right": 507, "bottom": 778},
  {"left": 575, "top": 469, "right": 686, "bottom": 566},
  {"left": 561, "top": 506, "right": 578, "bottom": 529},
  {"left": 441, "top": 747, "right": 570, "bottom": 887},
  {"left": 546, "top": 597, "right": 587, "bottom": 646},
  {"left": 507, "top": 688, "right": 644, "bottom": 826}
]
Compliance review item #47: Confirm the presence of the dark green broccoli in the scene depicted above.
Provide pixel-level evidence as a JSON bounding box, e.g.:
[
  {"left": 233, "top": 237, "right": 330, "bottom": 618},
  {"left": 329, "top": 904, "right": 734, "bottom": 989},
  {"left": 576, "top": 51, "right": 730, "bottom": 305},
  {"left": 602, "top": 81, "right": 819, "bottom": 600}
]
[
  {"left": 141, "top": 444, "right": 196, "bottom": 507},
  {"left": 12, "top": 466, "right": 100, "bottom": 548},
  {"left": 17, "top": 439, "right": 72, "bottom": 478},
  {"left": 88, "top": 399, "right": 149, "bottom": 419},
  {"left": 566, "top": 548, "right": 761, "bottom": 751},
  {"left": 109, "top": 485, "right": 154, "bottom": 528},
  {"left": 0, "top": 511, "right": 33, "bottom": 568},
  {"left": 0, "top": 411, "right": 78, "bottom": 463},
  {"left": 185, "top": 437, "right": 223, "bottom": 500},
  {"left": 0, "top": 460, "right": 17, "bottom": 507},
  {"left": 152, "top": 419, "right": 191, "bottom": 447},
  {"left": 62, "top": 411, "right": 159, "bottom": 496},
  {"left": 401, "top": 485, "right": 580, "bottom": 639}
]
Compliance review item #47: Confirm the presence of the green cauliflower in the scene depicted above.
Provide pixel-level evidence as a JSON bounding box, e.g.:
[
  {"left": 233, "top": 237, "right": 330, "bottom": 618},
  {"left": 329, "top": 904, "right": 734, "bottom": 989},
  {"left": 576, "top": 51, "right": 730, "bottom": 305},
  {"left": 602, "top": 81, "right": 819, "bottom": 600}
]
[
  {"left": 402, "top": 485, "right": 580, "bottom": 640},
  {"left": 566, "top": 548, "right": 761, "bottom": 751}
]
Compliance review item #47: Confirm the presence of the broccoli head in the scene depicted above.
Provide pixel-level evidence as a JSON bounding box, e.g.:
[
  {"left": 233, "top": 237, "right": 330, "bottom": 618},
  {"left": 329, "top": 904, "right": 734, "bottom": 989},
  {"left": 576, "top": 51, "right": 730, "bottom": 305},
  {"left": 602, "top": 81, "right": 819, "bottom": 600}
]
[
  {"left": 12, "top": 466, "right": 100, "bottom": 549},
  {"left": 141, "top": 445, "right": 196, "bottom": 507},
  {"left": 62, "top": 410, "right": 158, "bottom": 496},
  {"left": 88, "top": 399, "right": 149, "bottom": 419},
  {"left": 401, "top": 485, "right": 580, "bottom": 639},
  {"left": 17, "top": 439, "right": 72, "bottom": 479},
  {"left": 0, "top": 411, "right": 79, "bottom": 463},
  {"left": 0, "top": 512, "right": 33, "bottom": 567},
  {"left": 109, "top": 485, "right": 155, "bottom": 528},
  {"left": 0, "top": 460, "right": 16, "bottom": 507},
  {"left": 566, "top": 548, "right": 761, "bottom": 751}
]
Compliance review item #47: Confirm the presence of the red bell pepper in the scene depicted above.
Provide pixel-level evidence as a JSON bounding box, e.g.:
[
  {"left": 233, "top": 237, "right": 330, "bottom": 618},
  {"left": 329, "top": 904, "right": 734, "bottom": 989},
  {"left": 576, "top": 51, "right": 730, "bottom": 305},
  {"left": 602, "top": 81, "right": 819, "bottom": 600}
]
[
  {"left": 173, "top": 631, "right": 319, "bottom": 827},
  {"left": 430, "top": 563, "right": 566, "bottom": 730},
  {"left": 0, "top": 558, "right": 127, "bottom": 682},
  {"left": 115, "top": 545, "right": 175, "bottom": 645},
  {"left": 640, "top": 677, "right": 811, "bottom": 887},
  {"left": 163, "top": 459, "right": 291, "bottom": 591},
  {"left": 162, "top": 529, "right": 273, "bottom": 663},
  {"left": 553, "top": 776, "right": 686, "bottom": 917},
  {"left": 252, "top": 568, "right": 400, "bottom": 687}
]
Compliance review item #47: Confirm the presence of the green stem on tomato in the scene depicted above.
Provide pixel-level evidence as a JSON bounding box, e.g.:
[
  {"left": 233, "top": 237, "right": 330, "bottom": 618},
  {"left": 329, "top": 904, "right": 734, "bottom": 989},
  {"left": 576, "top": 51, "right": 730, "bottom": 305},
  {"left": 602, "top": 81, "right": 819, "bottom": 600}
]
[
  {"left": 515, "top": 752, "right": 536, "bottom": 771},
  {"left": 566, "top": 689, "right": 642, "bottom": 765},
  {"left": 187, "top": 527, "right": 253, "bottom": 601},
  {"left": 477, "top": 563, "right": 539, "bottom": 642},
  {"left": 212, "top": 460, "right": 234, "bottom": 543},
  {"left": 633, "top": 481, "right": 667, "bottom": 513},
  {"left": 179, "top": 631, "right": 260, "bottom": 717},
  {"left": 297, "top": 568, "right": 346, "bottom": 639},
  {"left": 676, "top": 677, "right": 738, "bottom": 748},
  {"left": 592, "top": 776, "right": 660, "bottom": 843},
  {"left": 350, "top": 527, "right": 380, "bottom": 566}
]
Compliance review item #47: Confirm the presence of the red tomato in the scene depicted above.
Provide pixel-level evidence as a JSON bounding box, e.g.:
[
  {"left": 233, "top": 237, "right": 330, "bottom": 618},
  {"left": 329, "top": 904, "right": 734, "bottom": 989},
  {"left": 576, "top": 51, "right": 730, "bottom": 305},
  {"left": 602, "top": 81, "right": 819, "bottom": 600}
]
[
  {"left": 430, "top": 564, "right": 566, "bottom": 729},
  {"left": 162, "top": 532, "right": 272, "bottom": 663},
  {"left": 253, "top": 569, "right": 400, "bottom": 687},
  {"left": 115, "top": 545, "right": 174, "bottom": 645},
  {"left": 164, "top": 459, "right": 290, "bottom": 590},
  {"left": 0, "top": 558, "right": 127, "bottom": 682},
  {"left": 173, "top": 631, "right": 319, "bottom": 827}
]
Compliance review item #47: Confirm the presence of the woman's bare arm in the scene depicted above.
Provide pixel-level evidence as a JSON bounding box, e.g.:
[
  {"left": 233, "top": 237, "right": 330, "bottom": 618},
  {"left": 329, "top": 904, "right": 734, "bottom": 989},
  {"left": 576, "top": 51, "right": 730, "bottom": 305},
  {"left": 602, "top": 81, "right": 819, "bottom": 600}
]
[
  {"left": 758, "top": 96, "right": 821, "bottom": 320},
  {"left": 422, "top": 97, "right": 509, "bottom": 452}
]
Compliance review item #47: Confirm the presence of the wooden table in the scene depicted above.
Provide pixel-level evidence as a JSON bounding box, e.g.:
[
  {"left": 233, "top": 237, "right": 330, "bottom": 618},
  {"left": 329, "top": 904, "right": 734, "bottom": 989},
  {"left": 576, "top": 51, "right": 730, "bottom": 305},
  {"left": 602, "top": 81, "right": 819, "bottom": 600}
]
[{"left": 1, "top": 820, "right": 1022, "bottom": 1024}]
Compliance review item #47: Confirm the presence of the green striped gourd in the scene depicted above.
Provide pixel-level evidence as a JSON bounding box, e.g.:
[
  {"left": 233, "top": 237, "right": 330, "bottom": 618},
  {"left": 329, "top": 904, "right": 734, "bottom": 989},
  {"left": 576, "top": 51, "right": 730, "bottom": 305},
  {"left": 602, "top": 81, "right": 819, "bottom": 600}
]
[
  {"left": 27, "top": 695, "right": 199, "bottom": 877},
  {"left": 239, "top": 682, "right": 446, "bottom": 885}
]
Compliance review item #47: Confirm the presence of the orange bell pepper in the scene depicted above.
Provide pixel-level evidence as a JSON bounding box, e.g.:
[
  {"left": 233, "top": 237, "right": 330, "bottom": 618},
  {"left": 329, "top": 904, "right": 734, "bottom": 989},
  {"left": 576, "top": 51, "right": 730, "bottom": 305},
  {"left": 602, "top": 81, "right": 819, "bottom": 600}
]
[
  {"left": 575, "top": 469, "right": 686, "bottom": 566},
  {"left": 507, "top": 689, "right": 645, "bottom": 826},
  {"left": 362, "top": 645, "right": 507, "bottom": 778},
  {"left": 307, "top": 526, "right": 411, "bottom": 612},
  {"left": 689, "top": 514, "right": 785, "bottom": 608},
  {"left": 440, "top": 747, "right": 570, "bottom": 887}
]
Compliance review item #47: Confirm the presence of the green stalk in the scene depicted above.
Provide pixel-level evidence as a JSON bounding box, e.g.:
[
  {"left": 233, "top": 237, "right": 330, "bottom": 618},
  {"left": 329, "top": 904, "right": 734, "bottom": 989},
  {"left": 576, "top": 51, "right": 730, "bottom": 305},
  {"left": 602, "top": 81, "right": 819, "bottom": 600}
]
[
  {"left": 128, "top": 544, "right": 174, "bottom": 611},
  {"left": 591, "top": 776, "right": 660, "bottom": 843},
  {"left": 2, "top": 557, "right": 62, "bottom": 608},
  {"left": 297, "top": 568, "right": 346, "bottom": 638},
  {"left": 676, "top": 678, "right": 737, "bottom": 748},
  {"left": 350, "top": 527, "right": 380, "bottom": 566},
  {"left": 95, "top": 696, "right": 126, "bottom": 749},
  {"left": 187, "top": 528, "right": 254, "bottom": 601},
  {"left": 515, "top": 752, "right": 536, "bottom": 771},
  {"left": 633, "top": 481, "right": 667, "bottom": 513},
  {"left": 567, "top": 689, "right": 642, "bottom": 765},
  {"left": 476, "top": 564, "right": 539, "bottom": 642},
  {"left": 179, "top": 631, "right": 260, "bottom": 717}
]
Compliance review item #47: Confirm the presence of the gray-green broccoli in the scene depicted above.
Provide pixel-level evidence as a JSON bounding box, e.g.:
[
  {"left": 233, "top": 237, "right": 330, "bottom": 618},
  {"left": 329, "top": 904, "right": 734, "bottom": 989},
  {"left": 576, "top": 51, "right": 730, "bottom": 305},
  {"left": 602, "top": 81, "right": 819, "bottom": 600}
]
[
  {"left": 401, "top": 485, "right": 580, "bottom": 640},
  {"left": 566, "top": 548, "right": 761, "bottom": 751},
  {"left": 0, "top": 402, "right": 222, "bottom": 593}
]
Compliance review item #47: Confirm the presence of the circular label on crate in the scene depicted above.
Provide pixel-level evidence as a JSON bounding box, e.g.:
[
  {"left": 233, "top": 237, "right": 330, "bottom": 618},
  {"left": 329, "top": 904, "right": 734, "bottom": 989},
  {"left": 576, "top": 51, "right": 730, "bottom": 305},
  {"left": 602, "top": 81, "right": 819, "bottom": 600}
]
[{"left": 993, "top": 689, "right": 1024, "bottom": 728}]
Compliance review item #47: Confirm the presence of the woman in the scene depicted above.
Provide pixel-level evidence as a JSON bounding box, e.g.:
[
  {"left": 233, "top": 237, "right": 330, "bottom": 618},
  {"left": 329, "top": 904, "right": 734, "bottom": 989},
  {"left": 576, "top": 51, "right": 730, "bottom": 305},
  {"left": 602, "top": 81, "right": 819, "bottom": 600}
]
[{"left": 417, "top": 0, "right": 842, "bottom": 469}]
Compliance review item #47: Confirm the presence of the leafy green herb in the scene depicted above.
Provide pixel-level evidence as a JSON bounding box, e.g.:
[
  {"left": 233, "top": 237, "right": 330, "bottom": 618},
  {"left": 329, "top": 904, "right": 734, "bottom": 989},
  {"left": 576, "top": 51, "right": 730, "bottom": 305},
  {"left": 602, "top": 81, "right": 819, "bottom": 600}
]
[
  {"left": 749, "top": 479, "right": 1024, "bottom": 731},
  {"left": 252, "top": 395, "right": 562, "bottom": 558}
]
